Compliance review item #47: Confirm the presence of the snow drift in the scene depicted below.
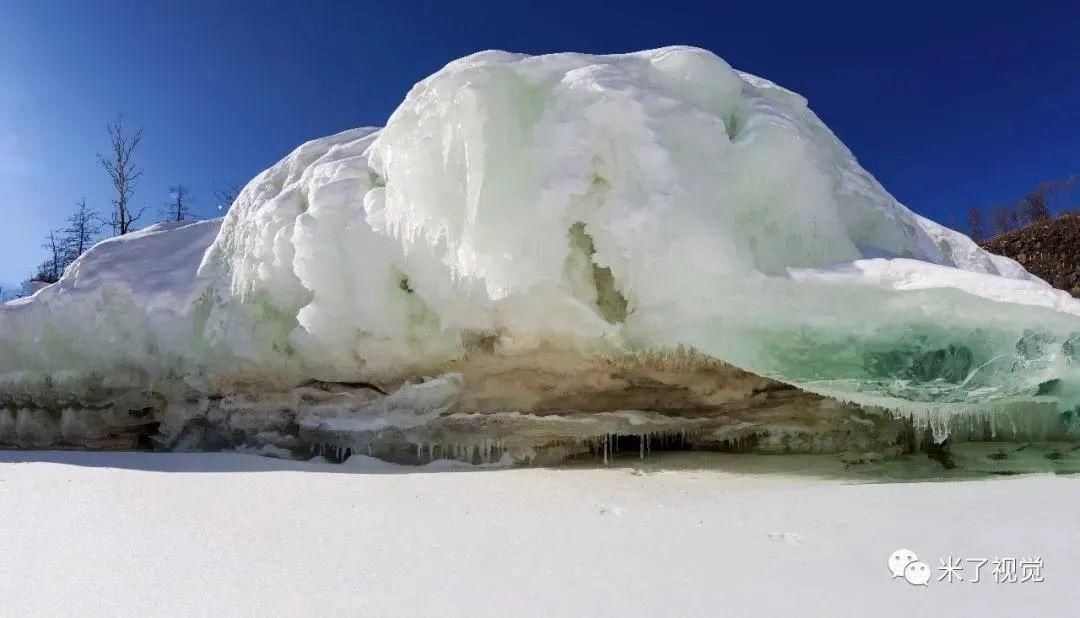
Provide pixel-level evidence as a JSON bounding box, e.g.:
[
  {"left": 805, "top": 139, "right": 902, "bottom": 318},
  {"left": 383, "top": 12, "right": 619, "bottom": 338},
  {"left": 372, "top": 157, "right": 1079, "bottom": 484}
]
[{"left": 2, "top": 47, "right": 1079, "bottom": 457}]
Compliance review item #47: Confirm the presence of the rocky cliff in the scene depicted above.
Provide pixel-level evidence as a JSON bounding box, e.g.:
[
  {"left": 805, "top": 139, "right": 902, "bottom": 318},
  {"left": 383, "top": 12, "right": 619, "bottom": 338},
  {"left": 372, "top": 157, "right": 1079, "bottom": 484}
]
[{"left": 982, "top": 214, "right": 1080, "bottom": 297}]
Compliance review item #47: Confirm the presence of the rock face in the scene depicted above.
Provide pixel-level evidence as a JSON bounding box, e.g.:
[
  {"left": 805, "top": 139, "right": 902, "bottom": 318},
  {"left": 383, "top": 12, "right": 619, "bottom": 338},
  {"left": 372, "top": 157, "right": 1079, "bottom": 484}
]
[
  {"left": 982, "top": 215, "right": 1080, "bottom": 297},
  {"left": 2, "top": 347, "right": 1075, "bottom": 464}
]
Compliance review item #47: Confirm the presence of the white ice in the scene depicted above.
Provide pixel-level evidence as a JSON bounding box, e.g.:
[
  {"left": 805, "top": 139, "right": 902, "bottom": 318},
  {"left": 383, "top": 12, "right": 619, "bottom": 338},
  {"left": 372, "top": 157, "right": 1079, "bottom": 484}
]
[{"left": 3, "top": 47, "right": 1079, "bottom": 418}]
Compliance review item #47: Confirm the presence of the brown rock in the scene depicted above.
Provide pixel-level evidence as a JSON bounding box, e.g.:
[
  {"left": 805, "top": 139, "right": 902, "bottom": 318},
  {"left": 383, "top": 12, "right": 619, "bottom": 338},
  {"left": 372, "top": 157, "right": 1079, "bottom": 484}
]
[{"left": 982, "top": 214, "right": 1080, "bottom": 295}]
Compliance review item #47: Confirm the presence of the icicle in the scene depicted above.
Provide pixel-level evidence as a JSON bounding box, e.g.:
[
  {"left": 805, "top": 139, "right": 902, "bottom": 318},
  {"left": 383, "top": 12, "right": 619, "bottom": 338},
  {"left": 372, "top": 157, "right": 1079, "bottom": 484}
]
[{"left": 639, "top": 433, "right": 645, "bottom": 459}]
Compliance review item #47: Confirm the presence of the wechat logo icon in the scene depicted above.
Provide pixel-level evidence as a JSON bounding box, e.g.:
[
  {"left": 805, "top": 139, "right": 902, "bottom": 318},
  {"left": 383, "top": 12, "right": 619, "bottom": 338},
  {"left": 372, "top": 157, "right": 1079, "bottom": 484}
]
[{"left": 889, "top": 549, "right": 930, "bottom": 586}]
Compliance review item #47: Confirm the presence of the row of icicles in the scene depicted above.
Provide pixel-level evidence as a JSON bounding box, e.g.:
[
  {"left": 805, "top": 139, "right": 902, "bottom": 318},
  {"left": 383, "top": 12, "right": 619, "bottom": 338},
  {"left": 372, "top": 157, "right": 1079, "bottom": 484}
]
[{"left": 311, "top": 428, "right": 709, "bottom": 465}]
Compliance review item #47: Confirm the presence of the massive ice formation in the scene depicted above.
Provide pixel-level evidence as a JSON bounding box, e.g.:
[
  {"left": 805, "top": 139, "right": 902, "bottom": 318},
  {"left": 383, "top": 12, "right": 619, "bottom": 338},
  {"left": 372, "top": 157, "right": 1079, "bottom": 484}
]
[{"left": 2, "top": 47, "right": 1079, "bottom": 457}]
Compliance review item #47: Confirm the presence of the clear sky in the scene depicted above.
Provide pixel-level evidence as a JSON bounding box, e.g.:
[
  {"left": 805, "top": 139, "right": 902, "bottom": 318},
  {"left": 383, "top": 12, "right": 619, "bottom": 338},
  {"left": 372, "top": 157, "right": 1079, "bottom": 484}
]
[{"left": 2, "top": 0, "right": 1079, "bottom": 287}]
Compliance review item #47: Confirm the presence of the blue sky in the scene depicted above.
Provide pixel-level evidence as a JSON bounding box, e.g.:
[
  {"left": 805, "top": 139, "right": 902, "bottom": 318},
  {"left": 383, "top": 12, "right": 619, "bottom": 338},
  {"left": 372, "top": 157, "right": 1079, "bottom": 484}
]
[{"left": 2, "top": 0, "right": 1079, "bottom": 286}]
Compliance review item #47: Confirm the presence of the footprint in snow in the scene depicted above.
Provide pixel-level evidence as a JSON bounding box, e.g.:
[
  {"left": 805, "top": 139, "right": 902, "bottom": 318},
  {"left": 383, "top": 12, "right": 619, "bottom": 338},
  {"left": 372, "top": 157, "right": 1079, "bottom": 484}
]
[{"left": 768, "top": 532, "right": 802, "bottom": 545}]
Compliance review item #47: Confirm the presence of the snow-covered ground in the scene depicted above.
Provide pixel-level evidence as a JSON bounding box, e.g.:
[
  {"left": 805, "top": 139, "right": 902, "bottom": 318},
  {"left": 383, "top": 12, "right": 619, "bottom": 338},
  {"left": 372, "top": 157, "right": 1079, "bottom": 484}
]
[{"left": 0, "top": 452, "right": 1074, "bottom": 617}]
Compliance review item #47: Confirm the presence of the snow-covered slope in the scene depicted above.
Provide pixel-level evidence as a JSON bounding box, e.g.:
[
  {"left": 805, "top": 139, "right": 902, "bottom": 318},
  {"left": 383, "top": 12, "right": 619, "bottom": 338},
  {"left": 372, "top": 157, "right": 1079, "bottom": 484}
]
[
  {"left": 2, "top": 47, "right": 1079, "bottom": 448},
  {"left": 1, "top": 220, "right": 221, "bottom": 393}
]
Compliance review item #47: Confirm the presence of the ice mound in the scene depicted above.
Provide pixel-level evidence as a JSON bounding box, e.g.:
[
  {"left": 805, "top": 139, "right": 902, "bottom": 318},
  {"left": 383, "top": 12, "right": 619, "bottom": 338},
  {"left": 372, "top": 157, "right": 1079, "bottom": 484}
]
[
  {"left": 196, "top": 47, "right": 1080, "bottom": 416},
  {"left": 4, "top": 47, "right": 1080, "bottom": 430}
]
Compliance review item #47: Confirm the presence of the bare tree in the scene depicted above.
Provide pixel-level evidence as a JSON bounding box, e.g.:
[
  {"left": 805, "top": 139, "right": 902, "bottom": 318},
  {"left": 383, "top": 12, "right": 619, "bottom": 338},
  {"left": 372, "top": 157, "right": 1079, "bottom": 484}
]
[
  {"left": 164, "top": 184, "right": 193, "bottom": 221},
  {"left": 966, "top": 205, "right": 985, "bottom": 242},
  {"left": 1018, "top": 186, "right": 1051, "bottom": 226},
  {"left": 62, "top": 198, "right": 102, "bottom": 263},
  {"left": 36, "top": 229, "right": 65, "bottom": 283},
  {"left": 214, "top": 182, "right": 242, "bottom": 212},
  {"left": 991, "top": 204, "right": 1017, "bottom": 236},
  {"left": 1041, "top": 175, "right": 1077, "bottom": 217},
  {"left": 98, "top": 116, "right": 146, "bottom": 235}
]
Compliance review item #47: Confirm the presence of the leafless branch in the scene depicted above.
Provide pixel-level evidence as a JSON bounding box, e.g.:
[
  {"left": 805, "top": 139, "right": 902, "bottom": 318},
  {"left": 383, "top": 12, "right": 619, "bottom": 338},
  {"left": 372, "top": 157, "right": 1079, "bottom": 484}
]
[{"left": 98, "top": 115, "right": 145, "bottom": 235}]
